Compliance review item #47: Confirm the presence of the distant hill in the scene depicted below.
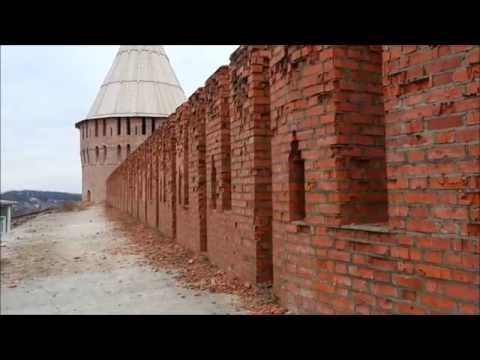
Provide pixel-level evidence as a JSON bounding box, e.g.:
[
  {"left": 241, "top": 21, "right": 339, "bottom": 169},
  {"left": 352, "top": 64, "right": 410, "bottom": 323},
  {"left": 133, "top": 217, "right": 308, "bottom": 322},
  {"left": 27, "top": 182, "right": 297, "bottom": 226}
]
[{"left": 1, "top": 190, "right": 81, "bottom": 217}]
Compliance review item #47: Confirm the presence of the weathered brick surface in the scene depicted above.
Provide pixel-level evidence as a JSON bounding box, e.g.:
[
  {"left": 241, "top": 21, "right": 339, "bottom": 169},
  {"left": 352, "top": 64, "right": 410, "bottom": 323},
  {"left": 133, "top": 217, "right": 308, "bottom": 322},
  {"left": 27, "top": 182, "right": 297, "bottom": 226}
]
[
  {"left": 175, "top": 89, "right": 207, "bottom": 253},
  {"left": 155, "top": 122, "right": 177, "bottom": 240},
  {"left": 227, "top": 46, "right": 273, "bottom": 284},
  {"left": 205, "top": 66, "right": 237, "bottom": 272},
  {"left": 268, "top": 45, "right": 479, "bottom": 314},
  {"left": 106, "top": 45, "right": 479, "bottom": 314}
]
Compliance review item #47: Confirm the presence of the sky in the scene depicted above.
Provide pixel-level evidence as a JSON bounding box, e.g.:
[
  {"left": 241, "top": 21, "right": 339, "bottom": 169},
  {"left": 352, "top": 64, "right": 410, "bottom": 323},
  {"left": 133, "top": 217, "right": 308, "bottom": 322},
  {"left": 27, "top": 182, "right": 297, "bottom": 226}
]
[{"left": 0, "top": 45, "right": 238, "bottom": 194}]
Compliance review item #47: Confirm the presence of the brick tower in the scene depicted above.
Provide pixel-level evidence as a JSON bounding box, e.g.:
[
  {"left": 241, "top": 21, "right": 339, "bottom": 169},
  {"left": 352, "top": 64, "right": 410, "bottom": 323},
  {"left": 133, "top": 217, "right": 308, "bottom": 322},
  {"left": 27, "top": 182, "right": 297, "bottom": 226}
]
[{"left": 75, "top": 46, "right": 186, "bottom": 203}]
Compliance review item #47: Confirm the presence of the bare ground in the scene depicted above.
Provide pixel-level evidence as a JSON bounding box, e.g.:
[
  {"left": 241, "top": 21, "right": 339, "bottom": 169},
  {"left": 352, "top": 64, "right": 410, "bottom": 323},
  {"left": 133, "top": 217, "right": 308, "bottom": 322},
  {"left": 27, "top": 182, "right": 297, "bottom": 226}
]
[
  {"left": 0, "top": 205, "right": 244, "bottom": 314},
  {"left": 0, "top": 204, "right": 286, "bottom": 315},
  {"left": 104, "top": 206, "right": 287, "bottom": 315}
]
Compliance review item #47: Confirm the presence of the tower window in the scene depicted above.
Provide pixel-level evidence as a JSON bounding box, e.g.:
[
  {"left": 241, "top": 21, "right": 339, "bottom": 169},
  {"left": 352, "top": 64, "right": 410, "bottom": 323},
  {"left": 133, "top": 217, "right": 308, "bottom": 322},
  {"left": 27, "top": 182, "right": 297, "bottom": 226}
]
[
  {"left": 151, "top": 118, "right": 155, "bottom": 133},
  {"left": 127, "top": 144, "right": 131, "bottom": 156},
  {"left": 289, "top": 134, "right": 306, "bottom": 221},
  {"left": 142, "top": 118, "right": 146, "bottom": 135},
  {"left": 127, "top": 118, "right": 131, "bottom": 135},
  {"left": 95, "top": 119, "right": 98, "bottom": 137},
  {"left": 103, "top": 119, "right": 106, "bottom": 136},
  {"left": 103, "top": 145, "right": 107, "bottom": 163},
  {"left": 117, "top": 145, "right": 122, "bottom": 161},
  {"left": 117, "top": 118, "right": 121, "bottom": 135},
  {"left": 95, "top": 146, "right": 100, "bottom": 163}
]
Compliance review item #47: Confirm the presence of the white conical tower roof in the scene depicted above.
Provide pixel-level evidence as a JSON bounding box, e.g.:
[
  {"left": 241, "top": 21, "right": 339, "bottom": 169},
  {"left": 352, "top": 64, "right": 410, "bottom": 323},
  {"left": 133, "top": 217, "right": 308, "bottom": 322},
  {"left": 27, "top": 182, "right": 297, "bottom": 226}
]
[{"left": 85, "top": 45, "right": 186, "bottom": 120}]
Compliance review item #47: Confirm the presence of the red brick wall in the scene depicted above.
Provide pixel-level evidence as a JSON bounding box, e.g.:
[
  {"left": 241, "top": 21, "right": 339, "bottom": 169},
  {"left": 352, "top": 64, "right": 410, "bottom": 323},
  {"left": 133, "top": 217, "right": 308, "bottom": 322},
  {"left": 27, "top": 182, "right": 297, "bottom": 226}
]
[
  {"left": 270, "top": 45, "right": 339, "bottom": 312},
  {"left": 146, "top": 131, "right": 160, "bottom": 229},
  {"left": 153, "top": 123, "right": 176, "bottom": 239},
  {"left": 106, "top": 44, "right": 479, "bottom": 314},
  {"left": 334, "top": 46, "right": 388, "bottom": 224},
  {"left": 228, "top": 46, "right": 273, "bottom": 284},
  {"left": 175, "top": 89, "right": 207, "bottom": 253},
  {"left": 380, "top": 45, "right": 480, "bottom": 314},
  {"left": 267, "top": 45, "right": 479, "bottom": 314},
  {"left": 205, "top": 66, "right": 237, "bottom": 275}
]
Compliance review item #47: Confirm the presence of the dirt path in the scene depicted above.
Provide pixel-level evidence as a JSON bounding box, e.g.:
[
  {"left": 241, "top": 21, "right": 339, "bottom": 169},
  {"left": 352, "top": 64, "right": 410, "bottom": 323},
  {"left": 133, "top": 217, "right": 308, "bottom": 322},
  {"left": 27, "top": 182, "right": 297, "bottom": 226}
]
[{"left": 0, "top": 205, "right": 245, "bottom": 314}]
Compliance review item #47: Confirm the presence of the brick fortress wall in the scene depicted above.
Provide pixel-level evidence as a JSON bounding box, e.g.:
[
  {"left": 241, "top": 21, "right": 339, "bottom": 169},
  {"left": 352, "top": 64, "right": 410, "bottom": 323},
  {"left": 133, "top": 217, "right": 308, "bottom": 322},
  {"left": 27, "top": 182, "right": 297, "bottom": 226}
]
[{"left": 107, "top": 45, "right": 479, "bottom": 314}]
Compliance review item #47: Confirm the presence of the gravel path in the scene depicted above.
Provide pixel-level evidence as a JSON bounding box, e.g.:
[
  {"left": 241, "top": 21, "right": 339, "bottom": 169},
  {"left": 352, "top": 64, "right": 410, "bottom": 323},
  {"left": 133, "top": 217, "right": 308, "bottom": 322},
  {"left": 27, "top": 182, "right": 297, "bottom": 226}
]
[{"left": 0, "top": 205, "right": 245, "bottom": 314}]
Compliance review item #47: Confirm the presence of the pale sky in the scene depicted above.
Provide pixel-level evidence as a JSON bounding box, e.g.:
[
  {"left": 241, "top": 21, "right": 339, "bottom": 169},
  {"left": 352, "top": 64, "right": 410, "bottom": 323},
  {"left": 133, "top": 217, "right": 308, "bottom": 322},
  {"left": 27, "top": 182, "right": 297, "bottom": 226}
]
[{"left": 0, "top": 45, "right": 238, "bottom": 194}]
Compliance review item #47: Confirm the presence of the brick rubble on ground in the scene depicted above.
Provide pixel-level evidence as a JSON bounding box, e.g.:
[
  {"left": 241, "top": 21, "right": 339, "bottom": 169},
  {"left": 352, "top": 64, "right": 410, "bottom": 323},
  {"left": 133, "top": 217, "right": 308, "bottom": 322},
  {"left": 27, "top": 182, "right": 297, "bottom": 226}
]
[{"left": 106, "top": 207, "right": 287, "bottom": 315}]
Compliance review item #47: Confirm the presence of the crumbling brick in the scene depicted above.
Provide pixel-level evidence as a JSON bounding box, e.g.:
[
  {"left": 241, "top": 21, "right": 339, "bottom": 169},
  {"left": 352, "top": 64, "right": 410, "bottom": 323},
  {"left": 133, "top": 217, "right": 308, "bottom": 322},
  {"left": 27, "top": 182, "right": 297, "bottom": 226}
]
[{"left": 106, "top": 44, "right": 480, "bottom": 314}]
